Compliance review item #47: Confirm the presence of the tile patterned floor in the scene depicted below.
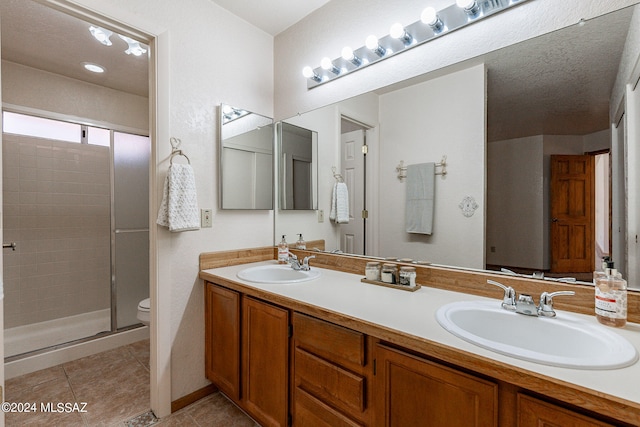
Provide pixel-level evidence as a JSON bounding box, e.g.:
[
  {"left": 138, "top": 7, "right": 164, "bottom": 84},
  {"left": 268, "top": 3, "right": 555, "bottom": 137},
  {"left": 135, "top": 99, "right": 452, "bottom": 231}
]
[{"left": 5, "top": 340, "right": 257, "bottom": 426}]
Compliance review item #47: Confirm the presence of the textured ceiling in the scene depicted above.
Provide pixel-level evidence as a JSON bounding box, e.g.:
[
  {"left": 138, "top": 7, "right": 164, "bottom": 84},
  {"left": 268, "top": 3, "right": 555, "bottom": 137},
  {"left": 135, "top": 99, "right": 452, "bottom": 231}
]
[
  {"left": 485, "top": 8, "right": 632, "bottom": 141},
  {"left": 0, "top": 0, "right": 149, "bottom": 97},
  {"left": 0, "top": 0, "right": 634, "bottom": 142}
]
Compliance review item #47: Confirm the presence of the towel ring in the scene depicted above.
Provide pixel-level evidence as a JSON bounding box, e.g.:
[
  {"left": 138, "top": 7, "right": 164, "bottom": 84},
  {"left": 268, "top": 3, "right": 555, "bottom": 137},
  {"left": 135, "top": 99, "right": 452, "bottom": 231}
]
[
  {"left": 170, "top": 150, "right": 190, "bottom": 164},
  {"left": 169, "top": 137, "right": 190, "bottom": 164}
]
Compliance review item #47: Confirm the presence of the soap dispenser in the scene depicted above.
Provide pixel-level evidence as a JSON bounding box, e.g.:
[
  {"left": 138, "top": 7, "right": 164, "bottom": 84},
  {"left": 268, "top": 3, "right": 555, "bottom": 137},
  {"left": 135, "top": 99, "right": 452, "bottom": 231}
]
[
  {"left": 278, "top": 235, "right": 289, "bottom": 264},
  {"left": 296, "top": 234, "right": 306, "bottom": 250},
  {"left": 595, "top": 260, "right": 627, "bottom": 328}
]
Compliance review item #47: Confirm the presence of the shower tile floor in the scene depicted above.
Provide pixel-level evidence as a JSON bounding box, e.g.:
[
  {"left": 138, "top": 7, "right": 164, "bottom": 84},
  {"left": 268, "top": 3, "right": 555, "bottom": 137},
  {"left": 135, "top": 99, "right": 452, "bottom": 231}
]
[{"left": 5, "top": 339, "right": 258, "bottom": 426}]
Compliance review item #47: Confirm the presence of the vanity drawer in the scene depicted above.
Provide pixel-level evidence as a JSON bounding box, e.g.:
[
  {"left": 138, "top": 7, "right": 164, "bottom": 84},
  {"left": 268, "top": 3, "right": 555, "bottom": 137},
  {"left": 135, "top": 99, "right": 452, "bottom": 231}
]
[
  {"left": 292, "top": 312, "right": 366, "bottom": 370},
  {"left": 295, "top": 347, "right": 366, "bottom": 414},
  {"left": 294, "top": 387, "right": 364, "bottom": 427}
]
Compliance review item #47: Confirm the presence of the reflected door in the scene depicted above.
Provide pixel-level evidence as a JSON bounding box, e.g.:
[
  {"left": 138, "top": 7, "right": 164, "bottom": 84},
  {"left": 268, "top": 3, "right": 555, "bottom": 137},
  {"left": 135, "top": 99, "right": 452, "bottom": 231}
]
[
  {"left": 340, "top": 130, "right": 365, "bottom": 254},
  {"left": 550, "top": 155, "right": 594, "bottom": 273}
]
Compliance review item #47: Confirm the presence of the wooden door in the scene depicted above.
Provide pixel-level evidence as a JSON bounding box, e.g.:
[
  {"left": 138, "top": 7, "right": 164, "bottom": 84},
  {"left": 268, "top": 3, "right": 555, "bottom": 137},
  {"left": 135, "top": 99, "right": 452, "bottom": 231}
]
[
  {"left": 204, "top": 283, "right": 241, "bottom": 401},
  {"left": 550, "top": 155, "right": 594, "bottom": 273},
  {"left": 340, "top": 129, "right": 366, "bottom": 254},
  {"left": 243, "top": 297, "right": 289, "bottom": 427},
  {"left": 518, "top": 394, "right": 614, "bottom": 427},
  {"left": 374, "top": 344, "right": 497, "bottom": 427}
]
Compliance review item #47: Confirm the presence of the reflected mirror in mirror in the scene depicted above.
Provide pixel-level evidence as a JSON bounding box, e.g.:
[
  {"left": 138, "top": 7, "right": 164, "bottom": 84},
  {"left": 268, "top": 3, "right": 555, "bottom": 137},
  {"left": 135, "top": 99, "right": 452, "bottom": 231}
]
[
  {"left": 219, "top": 104, "right": 274, "bottom": 210},
  {"left": 278, "top": 122, "right": 318, "bottom": 210},
  {"left": 273, "top": 4, "right": 640, "bottom": 288}
]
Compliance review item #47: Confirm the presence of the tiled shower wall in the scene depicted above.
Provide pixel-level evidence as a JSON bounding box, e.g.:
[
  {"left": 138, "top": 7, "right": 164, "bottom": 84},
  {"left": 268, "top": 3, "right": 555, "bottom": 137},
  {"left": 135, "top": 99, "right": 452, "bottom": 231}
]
[{"left": 3, "top": 134, "right": 111, "bottom": 328}]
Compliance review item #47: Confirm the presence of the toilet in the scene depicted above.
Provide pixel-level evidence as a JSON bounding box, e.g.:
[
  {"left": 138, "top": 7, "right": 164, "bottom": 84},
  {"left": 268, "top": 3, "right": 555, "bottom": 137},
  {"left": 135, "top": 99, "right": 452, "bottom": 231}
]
[{"left": 137, "top": 298, "right": 150, "bottom": 326}]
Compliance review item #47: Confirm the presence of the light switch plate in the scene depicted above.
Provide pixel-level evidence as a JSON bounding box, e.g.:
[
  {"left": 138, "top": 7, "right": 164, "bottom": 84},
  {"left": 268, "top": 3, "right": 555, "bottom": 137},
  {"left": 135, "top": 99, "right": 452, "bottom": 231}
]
[
  {"left": 317, "top": 209, "right": 324, "bottom": 223},
  {"left": 201, "top": 209, "right": 212, "bottom": 228}
]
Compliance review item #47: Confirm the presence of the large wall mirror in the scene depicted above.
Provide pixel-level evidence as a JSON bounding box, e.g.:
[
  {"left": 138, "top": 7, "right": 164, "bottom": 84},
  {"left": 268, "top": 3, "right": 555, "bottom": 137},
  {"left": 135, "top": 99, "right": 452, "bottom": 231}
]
[
  {"left": 219, "top": 104, "right": 274, "bottom": 210},
  {"left": 273, "top": 4, "right": 640, "bottom": 288}
]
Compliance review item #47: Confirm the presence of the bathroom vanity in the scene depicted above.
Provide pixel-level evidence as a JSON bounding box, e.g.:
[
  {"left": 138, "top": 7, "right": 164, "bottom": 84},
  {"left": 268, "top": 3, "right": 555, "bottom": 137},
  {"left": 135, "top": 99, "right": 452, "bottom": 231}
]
[{"left": 199, "top": 248, "right": 640, "bottom": 426}]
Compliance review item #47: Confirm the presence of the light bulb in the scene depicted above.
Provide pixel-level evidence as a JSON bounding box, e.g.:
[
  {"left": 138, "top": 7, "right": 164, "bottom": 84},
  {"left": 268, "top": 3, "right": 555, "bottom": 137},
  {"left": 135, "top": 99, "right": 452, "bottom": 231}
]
[
  {"left": 365, "top": 35, "right": 379, "bottom": 50},
  {"left": 89, "top": 26, "right": 113, "bottom": 46},
  {"left": 321, "top": 57, "right": 333, "bottom": 70},
  {"left": 456, "top": 0, "right": 479, "bottom": 14},
  {"left": 302, "top": 66, "right": 315, "bottom": 78},
  {"left": 456, "top": 0, "right": 475, "bottom": 8},
  {"left": 421, "top": 7, "right": 438, "bottom": 26},
  {"left": 390, "top": 23, "right": 405, "bottom": 39},
  {"left": 390, "top": 23, "right": 413, "bottom": 45},
  {"left": 341, "top": 46, "right": 354, "bottom": 61}
]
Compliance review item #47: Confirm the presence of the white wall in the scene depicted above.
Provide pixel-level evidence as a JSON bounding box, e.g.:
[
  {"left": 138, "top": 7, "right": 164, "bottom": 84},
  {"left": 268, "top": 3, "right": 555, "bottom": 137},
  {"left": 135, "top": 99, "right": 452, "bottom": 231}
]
[
  {"left": 377, "top": 64, "right": 485, "bottom": 268},
  {"left": 487, "top": 136, "right": 544, "bottom": 269},
  {"left": 487, "top": 131, "right": 611, "bottom": 270},
  {"left": 66, "top": 0, "right": 275, "bottom": 405},
  {"left": 275, "top": 0, "right": 639, "bottom": 121}
]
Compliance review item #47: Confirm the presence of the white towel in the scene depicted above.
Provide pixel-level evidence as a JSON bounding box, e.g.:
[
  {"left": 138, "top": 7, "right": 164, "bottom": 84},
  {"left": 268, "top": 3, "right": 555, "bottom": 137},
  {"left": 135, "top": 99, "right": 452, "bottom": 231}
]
[
  {"left": 405, "top": 163, "right": 435, "bottom": 235},
  {"left": 157, "top": 164, "right": 201, "bottom": 232},
  {"left": 330, "top": 182, "right": 349, "bottom": 224}
]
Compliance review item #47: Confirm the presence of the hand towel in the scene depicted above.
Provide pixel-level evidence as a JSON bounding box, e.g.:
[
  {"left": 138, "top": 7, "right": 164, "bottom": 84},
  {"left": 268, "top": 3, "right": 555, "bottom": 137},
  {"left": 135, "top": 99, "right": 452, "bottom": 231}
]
[
  {"left": 330, "top": 182, "right": 350, "bottom": 224},
  {"left": 405, "top": 163, "right": 435, "bottom": 235},
  {"left": 156, "top": 163, "right": 201, "bottom": 232}
]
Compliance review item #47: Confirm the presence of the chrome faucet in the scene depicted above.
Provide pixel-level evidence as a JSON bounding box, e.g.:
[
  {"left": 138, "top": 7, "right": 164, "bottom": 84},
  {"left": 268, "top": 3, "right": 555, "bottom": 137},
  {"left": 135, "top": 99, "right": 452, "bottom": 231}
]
[
  {"left": 288, "top": 253, "right": 315, "bottom": 271},
  {"left": 487, "top": 280, "right": 575, "bottom": 317}
]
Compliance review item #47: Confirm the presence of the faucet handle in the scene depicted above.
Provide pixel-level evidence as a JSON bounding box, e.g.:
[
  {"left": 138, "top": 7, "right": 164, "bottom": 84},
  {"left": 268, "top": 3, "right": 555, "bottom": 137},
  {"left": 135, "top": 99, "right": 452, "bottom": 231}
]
[
  {"left": 487, "top": 280, "right": 516, "bottom": 311},
  {"left": 538, "top": 290, "right": 575, "bottom": 317},
  {"left": 301, "top": 255, "right": 316, "bottom": 271}
]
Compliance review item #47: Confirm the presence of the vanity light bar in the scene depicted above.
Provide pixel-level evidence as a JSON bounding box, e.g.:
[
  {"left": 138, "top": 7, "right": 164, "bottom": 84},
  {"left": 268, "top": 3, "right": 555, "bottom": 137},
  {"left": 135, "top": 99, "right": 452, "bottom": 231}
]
[{"left": 303, "top": 0, "right": 530, "bottom": 89}]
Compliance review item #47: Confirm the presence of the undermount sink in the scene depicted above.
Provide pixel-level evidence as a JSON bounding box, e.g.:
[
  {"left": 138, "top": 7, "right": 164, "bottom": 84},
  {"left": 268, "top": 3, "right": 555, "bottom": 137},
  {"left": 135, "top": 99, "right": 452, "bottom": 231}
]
[
  {"left": 237, "top": 264, "right": 321, "bottom": 284},
  {"left": 436, "top": 300, "right": 638, "bottom": 369}
]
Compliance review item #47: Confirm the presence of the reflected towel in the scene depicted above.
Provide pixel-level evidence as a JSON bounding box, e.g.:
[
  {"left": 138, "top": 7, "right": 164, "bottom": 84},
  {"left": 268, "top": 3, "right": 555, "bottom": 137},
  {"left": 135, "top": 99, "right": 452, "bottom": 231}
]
[
  {"left": 330, "top": 182, "right": 350, "bottom": 224},
  {"left": 157, "top": 164, "right": 201, "bottom": 232},
  {"left": 405, "top": 163, "right": 435, "bottom": 235}
]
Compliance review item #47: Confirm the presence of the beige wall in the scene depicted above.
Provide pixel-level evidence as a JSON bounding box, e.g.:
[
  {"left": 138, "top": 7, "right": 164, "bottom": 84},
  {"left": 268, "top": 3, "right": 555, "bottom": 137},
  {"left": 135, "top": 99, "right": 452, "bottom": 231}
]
[{"left": 2, "top": 61, "right": 148, "bottom": 132}]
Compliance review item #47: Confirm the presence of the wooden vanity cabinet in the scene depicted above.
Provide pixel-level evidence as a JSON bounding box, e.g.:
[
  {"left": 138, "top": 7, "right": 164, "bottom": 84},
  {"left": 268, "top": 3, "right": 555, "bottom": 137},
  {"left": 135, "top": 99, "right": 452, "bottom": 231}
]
[
  {"left": 517, "top": 394, "right": 616, "bottom": 427},
  {"left": 204, "top": 282, "right": 289, "bottom": 427},
  {"left": 204, "top": 282, "right": 240, "bottom": 400},
  {"left": 374, "top": 343, "right": 498, "bottom": 427},
  {"left": 292, "top": 312, "right": 374, "bottom": 426},
  {"left": 243, "top": 296, "right": 290, "bottom": 427}
]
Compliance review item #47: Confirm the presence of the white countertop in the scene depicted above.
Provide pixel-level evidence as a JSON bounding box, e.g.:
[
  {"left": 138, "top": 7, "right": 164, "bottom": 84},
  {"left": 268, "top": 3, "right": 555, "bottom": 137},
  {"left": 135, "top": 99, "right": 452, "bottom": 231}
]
[{"left": 202, "top": 260, "right": 640, "bottom": 407}]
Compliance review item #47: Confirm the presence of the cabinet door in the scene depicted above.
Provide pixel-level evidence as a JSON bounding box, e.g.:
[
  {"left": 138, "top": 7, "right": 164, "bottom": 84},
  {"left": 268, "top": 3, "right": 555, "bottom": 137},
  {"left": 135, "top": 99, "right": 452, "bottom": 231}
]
[
  {"left": 375, "top": 344, "right": 497, "bottom": 427},
  {"left": 517, "top": 394, "right": 615, "bottom": 427},
  {"left": 243, "top": 297, "right": 289, "bottom": 427},
  {"left": 204, "top": 283, "right": 241, "bottom": 400}
]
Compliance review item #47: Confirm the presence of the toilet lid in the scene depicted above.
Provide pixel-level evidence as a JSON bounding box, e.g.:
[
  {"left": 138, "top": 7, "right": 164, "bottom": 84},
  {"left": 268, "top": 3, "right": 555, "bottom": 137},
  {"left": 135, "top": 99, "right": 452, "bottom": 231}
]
[{"left": 138, "top": 298, "right": 150, "bottom": 311}]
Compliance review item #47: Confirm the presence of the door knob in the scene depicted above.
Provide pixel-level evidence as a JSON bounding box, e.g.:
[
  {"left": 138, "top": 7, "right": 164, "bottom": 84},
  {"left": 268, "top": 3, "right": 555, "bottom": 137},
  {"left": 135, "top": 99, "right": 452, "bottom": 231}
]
[
  {"left": 3, "top": 242, "right": 16, "bottom": 251},
  {"left": 552, "top": 218, "right": 559, "bottom": 222}
]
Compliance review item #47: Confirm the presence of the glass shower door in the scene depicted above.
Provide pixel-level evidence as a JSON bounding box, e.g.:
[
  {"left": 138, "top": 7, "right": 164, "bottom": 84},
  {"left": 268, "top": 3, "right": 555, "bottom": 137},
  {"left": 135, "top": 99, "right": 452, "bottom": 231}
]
[{"left": 113, "top": 132, "right": 150, "bottom": 329}]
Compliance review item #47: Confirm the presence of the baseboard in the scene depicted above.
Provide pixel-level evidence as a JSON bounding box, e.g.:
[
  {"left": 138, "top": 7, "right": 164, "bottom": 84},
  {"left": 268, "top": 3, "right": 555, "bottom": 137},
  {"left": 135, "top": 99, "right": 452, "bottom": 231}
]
[{"left": 171, "top": 383, "right": 218, "bottom": 413}]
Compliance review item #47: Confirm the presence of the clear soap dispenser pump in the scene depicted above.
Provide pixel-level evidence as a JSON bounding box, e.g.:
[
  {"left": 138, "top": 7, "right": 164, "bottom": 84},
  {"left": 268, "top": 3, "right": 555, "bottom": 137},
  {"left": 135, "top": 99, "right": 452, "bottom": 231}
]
[
  {"left": 296, "top": 234, "right": 306, "bottom": 250},
  {"left": 278, "top": 235, "right": 289, "bottom": 264},
  {"left": 595, "top": 260, "right": 627, "bottom": 328}
]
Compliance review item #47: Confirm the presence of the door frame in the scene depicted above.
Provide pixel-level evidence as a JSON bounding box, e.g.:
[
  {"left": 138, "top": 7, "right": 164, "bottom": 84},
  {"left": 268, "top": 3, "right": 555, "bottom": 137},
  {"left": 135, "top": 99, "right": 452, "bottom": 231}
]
[{"left": 8, "top": 0, "right": 171, "bottom": 418}]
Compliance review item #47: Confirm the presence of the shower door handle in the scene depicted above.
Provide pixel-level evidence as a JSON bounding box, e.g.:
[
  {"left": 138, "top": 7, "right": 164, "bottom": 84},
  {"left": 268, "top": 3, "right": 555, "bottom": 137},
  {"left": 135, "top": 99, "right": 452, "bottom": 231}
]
[{"left": 3, "top": 242, "right": 16, "bottom": 251}]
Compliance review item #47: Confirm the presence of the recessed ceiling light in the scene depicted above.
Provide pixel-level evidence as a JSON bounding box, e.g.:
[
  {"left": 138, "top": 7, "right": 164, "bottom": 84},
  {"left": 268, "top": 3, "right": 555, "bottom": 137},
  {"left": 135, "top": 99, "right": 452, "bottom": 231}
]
[{"left": 82, "top": 62, "right": 106, "bottom": 73}]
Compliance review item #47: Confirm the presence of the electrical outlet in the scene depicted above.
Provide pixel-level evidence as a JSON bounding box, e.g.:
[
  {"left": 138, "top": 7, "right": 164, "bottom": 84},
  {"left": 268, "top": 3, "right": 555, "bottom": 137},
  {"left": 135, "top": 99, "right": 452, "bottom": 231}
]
[
  {"left": 201, "top": 209, "right": 212, "bottom": 228},
  {"left": 490, "top": 246, "right": 496, "bottom": 253},
  {"left": 317, "top": 209, "right": 324, "bottom": 223}
]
